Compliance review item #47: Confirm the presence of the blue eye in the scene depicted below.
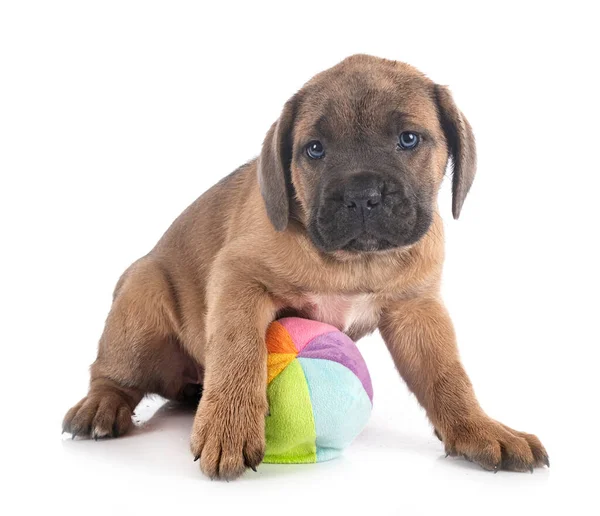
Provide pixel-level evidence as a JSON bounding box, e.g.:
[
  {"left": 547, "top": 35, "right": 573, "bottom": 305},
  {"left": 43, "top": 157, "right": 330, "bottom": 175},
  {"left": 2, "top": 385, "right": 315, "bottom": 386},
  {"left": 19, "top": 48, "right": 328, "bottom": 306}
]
[
  {"left": 306, "top": 140, "right": 325, "bottom": 159},
  {"left": 398, "top": 132, "right": 420, "bottom": 150}
]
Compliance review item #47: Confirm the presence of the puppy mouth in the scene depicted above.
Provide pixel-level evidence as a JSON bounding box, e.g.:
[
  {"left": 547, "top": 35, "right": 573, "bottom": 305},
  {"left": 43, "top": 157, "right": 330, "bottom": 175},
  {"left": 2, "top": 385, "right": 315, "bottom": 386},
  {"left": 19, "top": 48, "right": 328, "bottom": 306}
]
[
  {"left": 308, "top": 220, "right": 414, "bottom": 253},
  {"left": 342, "top": 235, "right": 396, "bottom": 252},
  {"left": 308, "top": 204, "right": 432, "bottom": 254}
]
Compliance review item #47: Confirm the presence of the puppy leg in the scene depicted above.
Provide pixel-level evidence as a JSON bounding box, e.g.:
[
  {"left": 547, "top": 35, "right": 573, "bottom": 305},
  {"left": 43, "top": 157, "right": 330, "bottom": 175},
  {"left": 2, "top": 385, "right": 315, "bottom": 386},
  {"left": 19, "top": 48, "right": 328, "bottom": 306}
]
[
  {"left": 379, "top": 296, "right": 548, "bottom": 472},
  {"left": 63, "top": 378, "right": 142, "bottom": 440},
  {"left": 63, "top": 258, "right": 189, "bottom": 439},
  {"left": 190, "top": 267, "right": 274, "bottom": 480}
]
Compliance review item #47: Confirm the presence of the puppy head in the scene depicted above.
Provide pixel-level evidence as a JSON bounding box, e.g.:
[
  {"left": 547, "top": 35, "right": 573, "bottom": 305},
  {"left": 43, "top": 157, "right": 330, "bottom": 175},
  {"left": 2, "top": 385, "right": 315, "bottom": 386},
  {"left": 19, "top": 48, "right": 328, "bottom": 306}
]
[{"left": 258, "top": 54, "right": 476, "bottom": 253}]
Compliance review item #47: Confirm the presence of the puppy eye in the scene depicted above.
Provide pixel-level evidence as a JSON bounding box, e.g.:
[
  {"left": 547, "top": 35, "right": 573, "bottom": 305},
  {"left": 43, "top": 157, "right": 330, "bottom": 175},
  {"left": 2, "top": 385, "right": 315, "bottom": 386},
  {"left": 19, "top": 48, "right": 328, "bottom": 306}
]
[
  {"left": 306, "top": 140, "right": 325, "bottom": 159},
  {"left": 398, "top": 132, "right": 420, "bottom": 150}
]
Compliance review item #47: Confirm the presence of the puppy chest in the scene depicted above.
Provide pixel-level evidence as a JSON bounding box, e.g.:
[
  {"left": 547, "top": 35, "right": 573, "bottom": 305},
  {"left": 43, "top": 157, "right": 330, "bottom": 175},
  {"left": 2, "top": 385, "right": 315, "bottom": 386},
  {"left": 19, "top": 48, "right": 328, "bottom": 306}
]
[{"left": 278, "top": 293, "right": 380, "bottom": 334}]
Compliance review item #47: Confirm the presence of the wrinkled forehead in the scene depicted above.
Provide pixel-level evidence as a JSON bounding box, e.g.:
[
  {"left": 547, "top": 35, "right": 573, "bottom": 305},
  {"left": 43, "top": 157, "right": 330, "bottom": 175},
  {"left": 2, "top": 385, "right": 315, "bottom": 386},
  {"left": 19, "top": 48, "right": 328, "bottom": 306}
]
[{"left": 294, "top": 68, "right": 441, "bottom": 141}]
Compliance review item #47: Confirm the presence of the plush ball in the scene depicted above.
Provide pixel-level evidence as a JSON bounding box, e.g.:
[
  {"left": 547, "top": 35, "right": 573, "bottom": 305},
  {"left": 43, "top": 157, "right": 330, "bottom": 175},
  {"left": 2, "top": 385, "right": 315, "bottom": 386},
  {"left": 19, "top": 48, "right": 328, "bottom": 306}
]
[{"left": 263, "top": 317, "right": 373, "bottom": 464}]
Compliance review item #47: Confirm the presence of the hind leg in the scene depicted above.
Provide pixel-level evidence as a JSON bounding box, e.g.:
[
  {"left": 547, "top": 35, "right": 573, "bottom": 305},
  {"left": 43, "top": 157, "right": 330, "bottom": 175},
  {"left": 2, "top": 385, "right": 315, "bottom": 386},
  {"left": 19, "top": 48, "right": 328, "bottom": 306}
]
[
  {"left": 63, "top": 378, "right": 142, "bottom": 440},
  {"left": 63, "top": 258, "right": 199, "bottom": 439}
]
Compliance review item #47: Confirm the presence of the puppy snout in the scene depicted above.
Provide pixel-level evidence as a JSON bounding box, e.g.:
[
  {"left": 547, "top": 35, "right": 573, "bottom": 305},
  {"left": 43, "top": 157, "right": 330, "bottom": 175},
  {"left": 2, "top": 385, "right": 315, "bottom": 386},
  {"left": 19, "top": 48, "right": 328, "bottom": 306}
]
[
  {"left": 344, "top": 187, "right": 382, "bottom": 211},
  {"left": 311, "top": 172, "right": 430, "bottom": 252}
]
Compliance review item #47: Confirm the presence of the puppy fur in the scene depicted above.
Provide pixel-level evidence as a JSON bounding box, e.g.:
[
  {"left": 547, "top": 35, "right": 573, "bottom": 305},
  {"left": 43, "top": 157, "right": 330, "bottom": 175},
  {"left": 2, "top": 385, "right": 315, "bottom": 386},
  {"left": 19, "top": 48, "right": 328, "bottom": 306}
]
[{"left": 63, "top": 55, "right": 548, "bottom": 479}]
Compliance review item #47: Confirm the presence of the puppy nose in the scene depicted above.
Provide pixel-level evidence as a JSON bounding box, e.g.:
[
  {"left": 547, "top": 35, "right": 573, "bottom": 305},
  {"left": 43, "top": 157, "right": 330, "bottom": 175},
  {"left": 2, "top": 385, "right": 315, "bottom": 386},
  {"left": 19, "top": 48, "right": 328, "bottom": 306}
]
[{"left": 344, "top": 187, "right": 382, "bottom": 211}]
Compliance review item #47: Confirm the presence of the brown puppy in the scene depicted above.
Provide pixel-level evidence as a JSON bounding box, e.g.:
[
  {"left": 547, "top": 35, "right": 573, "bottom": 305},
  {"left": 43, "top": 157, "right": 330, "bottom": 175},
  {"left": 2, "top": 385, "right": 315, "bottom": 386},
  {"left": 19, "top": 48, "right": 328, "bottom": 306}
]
[{"left": 63, "top": 54, "right": 548, "bottom": 479}]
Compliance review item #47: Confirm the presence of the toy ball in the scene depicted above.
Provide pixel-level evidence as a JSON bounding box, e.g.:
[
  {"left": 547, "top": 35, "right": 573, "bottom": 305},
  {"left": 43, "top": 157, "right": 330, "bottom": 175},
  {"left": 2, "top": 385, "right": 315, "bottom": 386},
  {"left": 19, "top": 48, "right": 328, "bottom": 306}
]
[{"left": 264, "top": 317, "right": 373, "bottom": 464}]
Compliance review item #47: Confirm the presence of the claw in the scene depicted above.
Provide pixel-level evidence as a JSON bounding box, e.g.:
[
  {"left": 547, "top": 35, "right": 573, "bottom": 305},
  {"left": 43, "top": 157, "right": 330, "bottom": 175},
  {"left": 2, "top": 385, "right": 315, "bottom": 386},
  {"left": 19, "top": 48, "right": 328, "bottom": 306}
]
[
  {"left": 71, "top": 432, "right": 78, "bottom": 440},
  {"left": 529, "top": 466, "right": 534, "bottom": 473},
  {"left": 544, "top": 456, "right": 550, "bottom": 468},
  {"left": 445, "top": 452, "right": 449, "bottom": 458},
  {"left": 94, "top": 435, "right": 98, "bottom": 442},
  {"left": 249, "top": 465, "right": 257, "bottom": 472},
  {"left": 194, "top": 455, "right": 200, "bottom": 462},
  {"left": 493, "top": 463, "right": 500, "bottom": 474}
]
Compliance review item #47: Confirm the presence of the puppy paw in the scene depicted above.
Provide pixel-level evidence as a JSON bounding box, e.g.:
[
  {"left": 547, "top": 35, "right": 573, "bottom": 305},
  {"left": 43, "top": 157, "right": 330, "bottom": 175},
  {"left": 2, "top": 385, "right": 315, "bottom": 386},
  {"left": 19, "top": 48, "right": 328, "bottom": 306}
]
[
  {"left": 441, "top": 417, "right": 549, "bottom": 472},
  {"left": 63, "top": 391, "right": 133, "bottom": 440},
  {"left": 190, "top": 392, "right": 266, "bottom": 480}
]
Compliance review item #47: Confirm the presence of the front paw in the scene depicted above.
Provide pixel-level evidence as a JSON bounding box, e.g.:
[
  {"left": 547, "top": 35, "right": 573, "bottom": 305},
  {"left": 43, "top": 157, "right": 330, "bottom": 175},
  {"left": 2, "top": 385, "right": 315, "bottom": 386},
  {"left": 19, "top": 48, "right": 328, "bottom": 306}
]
[
  {"left": 190, "top": 392, "right": 266, "bottom": 480},
  {"left": 439, "top": 417, "right": 549, "bottom": 472}
]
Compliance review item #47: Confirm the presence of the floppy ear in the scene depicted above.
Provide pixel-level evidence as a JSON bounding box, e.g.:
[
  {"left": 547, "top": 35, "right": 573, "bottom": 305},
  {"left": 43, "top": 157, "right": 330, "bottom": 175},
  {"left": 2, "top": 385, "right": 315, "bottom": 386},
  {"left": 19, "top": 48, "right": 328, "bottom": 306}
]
[
  {"left": 257, "top": 97, "right": 298, "bottom": 231},
  {"left": 434, "top": 85, "right": 477, "bottom": 219}
]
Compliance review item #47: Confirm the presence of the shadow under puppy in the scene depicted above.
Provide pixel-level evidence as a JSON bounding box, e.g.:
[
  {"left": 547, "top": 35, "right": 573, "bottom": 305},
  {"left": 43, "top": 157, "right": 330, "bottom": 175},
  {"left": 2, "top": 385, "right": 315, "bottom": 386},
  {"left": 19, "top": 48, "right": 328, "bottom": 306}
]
[{"left": 63, "top": 54, "right": 548, "bottom": 479}]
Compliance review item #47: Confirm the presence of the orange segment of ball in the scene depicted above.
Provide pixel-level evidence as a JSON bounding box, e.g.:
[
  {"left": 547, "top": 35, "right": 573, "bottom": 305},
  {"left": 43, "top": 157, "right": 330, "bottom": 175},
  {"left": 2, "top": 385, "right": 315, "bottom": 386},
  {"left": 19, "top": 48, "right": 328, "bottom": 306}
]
[
  {"left": 266, "top": 321, "right": 298, "bottom": 384},
  {"left": 266, "top": 321, "right": 297, "bottom": 354}
]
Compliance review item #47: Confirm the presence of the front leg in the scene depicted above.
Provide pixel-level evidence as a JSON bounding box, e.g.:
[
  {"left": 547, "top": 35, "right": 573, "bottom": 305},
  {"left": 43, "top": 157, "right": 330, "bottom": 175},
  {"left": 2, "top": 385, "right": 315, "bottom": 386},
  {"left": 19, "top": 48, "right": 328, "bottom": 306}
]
[
  {"left": 190, "top": 267, "right": 274, "bottom": 480},
  {"left": 379, "top": 296, "right": 548, "bottom": 472}
]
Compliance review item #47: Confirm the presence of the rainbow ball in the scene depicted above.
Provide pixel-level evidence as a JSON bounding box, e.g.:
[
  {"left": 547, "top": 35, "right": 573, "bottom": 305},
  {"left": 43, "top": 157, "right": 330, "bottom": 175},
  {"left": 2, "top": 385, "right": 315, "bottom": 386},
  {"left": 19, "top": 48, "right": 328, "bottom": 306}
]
[{"left": 264, "top": 317, "right": 373, "bottom": 464}]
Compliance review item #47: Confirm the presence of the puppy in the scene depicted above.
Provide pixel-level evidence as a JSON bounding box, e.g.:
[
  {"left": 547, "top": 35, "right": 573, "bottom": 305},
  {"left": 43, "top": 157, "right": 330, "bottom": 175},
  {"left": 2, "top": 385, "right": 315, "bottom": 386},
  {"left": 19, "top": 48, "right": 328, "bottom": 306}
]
[{"left": 63, "top": 54, "right": 548, "bottom": 479}]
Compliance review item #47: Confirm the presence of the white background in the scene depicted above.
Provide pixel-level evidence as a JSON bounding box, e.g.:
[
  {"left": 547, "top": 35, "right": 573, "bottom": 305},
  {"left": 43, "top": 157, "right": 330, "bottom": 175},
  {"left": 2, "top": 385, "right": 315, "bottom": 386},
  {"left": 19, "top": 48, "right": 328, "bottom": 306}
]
[{"left": 1, "top": 1, "right": 599, "bottom": 515}]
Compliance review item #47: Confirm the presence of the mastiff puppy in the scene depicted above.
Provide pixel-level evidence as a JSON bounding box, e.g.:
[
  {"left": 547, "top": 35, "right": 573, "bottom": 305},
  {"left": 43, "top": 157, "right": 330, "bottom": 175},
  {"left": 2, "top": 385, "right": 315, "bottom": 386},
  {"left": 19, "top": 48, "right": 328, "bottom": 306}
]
[{"left": 63, "top": 54, "right": 548, "bottom": 479}]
